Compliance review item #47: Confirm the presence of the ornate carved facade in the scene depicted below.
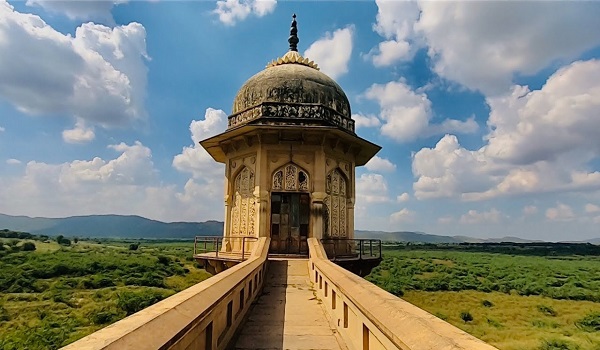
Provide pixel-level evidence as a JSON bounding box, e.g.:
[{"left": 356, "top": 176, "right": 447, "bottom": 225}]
[
  {"left": 227, "top": 103, "right": 355, "bottom": 133},
  {"left": 230, "top": 167, "right": 256, "bottom": 236},
  {"left": 272, "top": 163, "right": 310, "bottom": 192},
  {"left": 324, "top": 169, "right": 347, "bottom": 237}
]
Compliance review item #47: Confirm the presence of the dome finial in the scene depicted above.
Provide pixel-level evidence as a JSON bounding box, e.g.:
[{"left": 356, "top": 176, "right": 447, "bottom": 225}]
[{"left": 288, "top": 13, "right": 299, "bottom": 52}]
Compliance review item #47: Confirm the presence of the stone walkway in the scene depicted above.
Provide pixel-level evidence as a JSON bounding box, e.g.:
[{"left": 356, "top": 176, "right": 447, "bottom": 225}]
[{"left": 233, "top": 259, "right": 346, "bottom": 350}]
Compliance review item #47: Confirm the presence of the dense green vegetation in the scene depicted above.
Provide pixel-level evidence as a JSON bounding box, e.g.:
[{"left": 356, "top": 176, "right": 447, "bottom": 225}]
[
  {"left": 366, "top": 244, "right": 600, "bottom": 350},
  {"left": 0, "top": 231, "right": 211, "bottom": 349}
]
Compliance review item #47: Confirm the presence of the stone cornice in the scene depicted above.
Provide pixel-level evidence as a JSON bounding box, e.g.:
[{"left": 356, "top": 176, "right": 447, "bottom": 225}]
[{"left": 227, "top": 103, "right": 355, "bottom": 133}]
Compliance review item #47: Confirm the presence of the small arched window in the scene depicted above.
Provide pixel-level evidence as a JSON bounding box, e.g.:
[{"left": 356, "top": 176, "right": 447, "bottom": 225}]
[{"left": 272, "top": 163, "right": 309, "bottom": 192}]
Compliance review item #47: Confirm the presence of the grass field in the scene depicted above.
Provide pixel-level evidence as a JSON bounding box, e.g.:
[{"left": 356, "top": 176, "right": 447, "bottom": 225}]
[
  {"left": 0, "top": 236, "right": 211, "bottom": 350},
  {"left": 2, "top": 232, "right": 599, "bottom": 350},
  {"left": 366, "top": 245, "right": 600, "bottom": 350}
]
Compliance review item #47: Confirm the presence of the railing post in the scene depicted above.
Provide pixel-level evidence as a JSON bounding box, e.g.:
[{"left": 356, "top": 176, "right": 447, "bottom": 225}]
[
  {"left": 242, "top": 237, "right": 246, "bottom": 260},
  {"left": 370, "top": 240, "right": 373, "bottom": 258},
  {"left": 359, "top": 240, "right": 363, "bottom": 260},
  {"left": 194, "top": 236, "right": 197, "bottom": 255},
  {"left": 379, "top": 240, "right": 382, "bottom": 258}
]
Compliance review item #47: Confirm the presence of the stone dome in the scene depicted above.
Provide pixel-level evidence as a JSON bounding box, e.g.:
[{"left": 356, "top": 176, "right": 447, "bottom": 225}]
[{"left": 227, "top": 51, "right": 355, "bottom": 134}]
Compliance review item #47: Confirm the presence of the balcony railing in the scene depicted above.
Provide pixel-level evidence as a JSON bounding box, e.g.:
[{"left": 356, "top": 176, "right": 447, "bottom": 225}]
[
  {"left": 320, "top": 238, "right": 382, "bottom": 262},
  {"left": 194, "top": 236, "right": 259, "bottom": 261}
]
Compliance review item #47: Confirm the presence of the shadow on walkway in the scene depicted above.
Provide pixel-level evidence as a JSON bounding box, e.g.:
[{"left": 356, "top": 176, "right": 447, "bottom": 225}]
[{"left": 232, "top": 260, "right": 343, "bottom": 350}]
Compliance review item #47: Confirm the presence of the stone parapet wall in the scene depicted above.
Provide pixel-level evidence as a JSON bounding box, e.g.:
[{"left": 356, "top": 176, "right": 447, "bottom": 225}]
[
  {"left": 307, "top": 238, "right": 499, "bottom": 350},
  {"left": 61, "top": 238, "right": 270, "bottom": 350}
]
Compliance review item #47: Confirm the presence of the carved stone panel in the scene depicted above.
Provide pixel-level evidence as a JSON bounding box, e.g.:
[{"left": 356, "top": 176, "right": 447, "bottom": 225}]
[
  {"left": 325, "top": 169, "right": 347, "bottom": 238},
  {"left": 272, "top": 163, "right": 310, "bottom": 192},
  {"left": 230, "top": 167, "right": 256, "bottom": 236}
]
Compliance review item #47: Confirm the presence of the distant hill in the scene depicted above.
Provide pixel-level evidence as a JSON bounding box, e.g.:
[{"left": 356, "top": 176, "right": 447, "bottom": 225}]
[
  {"left": 0, "top": 213, "right": 223, "bottom": 239},
  {"left": 1, "top": 213, "right": 597, "bottom": 243},
  {"left": 355, "top": 230, "right": 462, "bottom": 243}
]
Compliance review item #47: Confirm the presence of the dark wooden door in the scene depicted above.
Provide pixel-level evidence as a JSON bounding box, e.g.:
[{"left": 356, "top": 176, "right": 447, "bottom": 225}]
[{"left": 270, "top": 193, "right": 309, "bottom": 254}]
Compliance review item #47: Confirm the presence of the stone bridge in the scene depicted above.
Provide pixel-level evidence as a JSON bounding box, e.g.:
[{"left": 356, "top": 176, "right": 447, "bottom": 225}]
[{"left": 62, "top": 238, "right": 498, "bottom": 350}]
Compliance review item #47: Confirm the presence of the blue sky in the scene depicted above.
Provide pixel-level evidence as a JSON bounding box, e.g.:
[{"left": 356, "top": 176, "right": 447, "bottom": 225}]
[{"left": 1, "top": 0, "right": 600, "bottom": 241}]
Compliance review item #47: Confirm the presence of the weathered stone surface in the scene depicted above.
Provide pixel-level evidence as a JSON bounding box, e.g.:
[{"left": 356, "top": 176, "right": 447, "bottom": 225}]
[
  {"left": 229, "top": 63, "right": 354, "bottom": 132},
  {"left": 233, "top": 259, "right": 345, "bottom": 350}
]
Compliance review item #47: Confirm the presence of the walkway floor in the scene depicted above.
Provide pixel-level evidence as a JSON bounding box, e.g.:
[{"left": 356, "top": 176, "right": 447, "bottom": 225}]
[{"left": 233, "top": 259, "right": 346, "bottom": 350}]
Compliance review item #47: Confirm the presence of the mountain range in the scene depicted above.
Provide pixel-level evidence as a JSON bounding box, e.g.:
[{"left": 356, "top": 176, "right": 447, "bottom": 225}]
[{"left": 1, "top": 213, "right": 597, "bottom": 244}]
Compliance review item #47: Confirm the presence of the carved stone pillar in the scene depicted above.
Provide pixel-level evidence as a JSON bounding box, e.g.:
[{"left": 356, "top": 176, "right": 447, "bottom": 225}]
[
  {"left": 311, "top": 191, "right": 327, "bottom": 239},
  {"left": 347, "top": 198, "right": 355, "bottom": 239},
  {"left": 258, "top": 189, "right": 270, "bottom": 238}
]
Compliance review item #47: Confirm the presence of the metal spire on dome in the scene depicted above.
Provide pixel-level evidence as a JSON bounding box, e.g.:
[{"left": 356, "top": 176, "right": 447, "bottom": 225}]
[
  {"left": 266, "top": 14, "right": 319, "bottom": 70},
  {"left": 288, "top": 14, "right": 299, "bottom": 52}
]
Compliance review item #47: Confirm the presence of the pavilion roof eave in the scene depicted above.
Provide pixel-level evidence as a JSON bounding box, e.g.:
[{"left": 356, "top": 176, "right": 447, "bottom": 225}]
[{"left": 199, "top": 124, "right": 381, "bottom": 166}]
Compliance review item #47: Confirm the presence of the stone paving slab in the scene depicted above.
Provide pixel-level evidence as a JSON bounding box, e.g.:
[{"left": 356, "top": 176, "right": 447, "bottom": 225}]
[{"left": 233, "top": 259, "right": 345, "bottom": 350}]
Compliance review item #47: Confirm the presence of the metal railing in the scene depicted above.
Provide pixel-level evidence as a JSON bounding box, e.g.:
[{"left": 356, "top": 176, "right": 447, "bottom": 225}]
[
  {"left": 194, "top": 236, "right": 259, "bottom": 261},
  {"left": 320, "top": 238, "right": 382, "bottom": 261}
]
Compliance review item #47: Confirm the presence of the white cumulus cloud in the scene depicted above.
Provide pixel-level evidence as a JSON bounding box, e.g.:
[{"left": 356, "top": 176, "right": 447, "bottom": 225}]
[
  {"left": 304, "top": 26, "right": 354, "bottom": 80},
  {"left": 213, "top": 0, "right": 276, "bottom": 26},
  {"left": 369, "top": 1, "right": 600, "bottom": 95},
  {"left": 367, "top": 0, "right": 420, "bottom": 67},
  {"left": 523, "top": 205, "right": 538, "bottom": 216},
  {"left": 0, "top": 141, "right": 224, "bottom": 222},
  {"left": 352, "top": 113, "right": 380, "bottom": 129},
  {"left": 356, "top": 173, "right": 391, "bottom": 204},
  {"left": 415, "top": 1, "right": 600, "bottom": 95},
  {"left": 397, "top": 192, "right": 410, "bottom": 203},
  {"left": 364, "top": 80, "right": 478, "bottom": 142},
  {"left": 62, "top": 121, "right": 95, "bottom": 144},
  {"left": 6, "top": 159, "right": 21, "bottom": 165},
  {"left": 365, "top": 156, "right": 396, "bottom": 173},
  {"left": 26, "top": 0, "right": 126, "bottom": 22},
  {"left": 173, "top": 108, "right": 227, "bottom": 179},
  {"left": 546, "top": 203, "right": 575, "bottom": 222},
  {"left": 0, "top": 2, "right": 148, "bottom": 130},
  {"left": 585, "top": 203, "right": 600, "bottom": 214},
  {"left": 390, "top": 208, "right": 415, "bottom": 223},
  {"left": 412, "top": 60, "right": 600, "bottom": 201},
  {"left": 460, "top": 208, "right": 503, "bottom": 224}
]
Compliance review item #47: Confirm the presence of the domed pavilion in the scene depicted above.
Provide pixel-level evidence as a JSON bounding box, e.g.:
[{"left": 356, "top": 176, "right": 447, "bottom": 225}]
[{"left": 200, "top": 15, "right": 381, "bottom": 257}]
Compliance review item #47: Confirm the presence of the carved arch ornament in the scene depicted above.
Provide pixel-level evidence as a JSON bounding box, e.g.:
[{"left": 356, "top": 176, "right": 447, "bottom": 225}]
[
  {"left": 230, "top": 167, "right": 256, "bottom": 236},
  {"left": 271, "top": 163, "right": 310, "bottom": 192},
  {"left": 324, "top": 169, "right": 347, "bottom": 237}
]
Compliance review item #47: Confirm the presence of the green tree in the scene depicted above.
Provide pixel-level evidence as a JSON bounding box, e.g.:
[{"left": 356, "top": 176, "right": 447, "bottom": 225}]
[
  {"left": 460, "top": 311, "right": 473, "bottom": 323},
  {"left": 22, "top": 242, "right": 36, "bottom": 251}
]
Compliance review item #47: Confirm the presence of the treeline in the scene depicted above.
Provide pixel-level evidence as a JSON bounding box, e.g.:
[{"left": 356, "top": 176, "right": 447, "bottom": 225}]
[
  {"left": 384, "top": 241, "right": 600, "bottom": 256},
  {"left": 0, "top": 229, "right": 48, "bottom": 241},
  {"left": 367, "top": 249, "right": 600, "bottom": 303},
  {"left": 0, "top": 229, "right": 78, "bottom": 254},
  {"left": 0, "top": 248, "right": 188, "bottom": 294}
]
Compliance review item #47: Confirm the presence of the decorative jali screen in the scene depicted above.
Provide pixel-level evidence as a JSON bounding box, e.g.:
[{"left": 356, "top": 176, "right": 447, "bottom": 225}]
[{"left": 324, "top": 169, "right": 347, "bottom": 238}]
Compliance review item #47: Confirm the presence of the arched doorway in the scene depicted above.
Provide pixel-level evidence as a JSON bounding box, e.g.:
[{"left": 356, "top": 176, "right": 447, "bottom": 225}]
[{"left": 269, "top": 163, "right": 310, "bottom": 255}]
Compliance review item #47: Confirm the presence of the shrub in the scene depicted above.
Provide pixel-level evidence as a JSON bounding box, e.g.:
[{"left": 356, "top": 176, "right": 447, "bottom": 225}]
[
  {"left": 575, "top": 312, "right": 600, "bottom": 332},
  {"left": 539, "top": 339, "right": 579, "bottom": 350},
  {"left": 460, "top": 311, "right": 473, "bottom": 323},
  {"left": 129, "top": 243, "right": 139, "bottom": 251},
  {"left": 0, "top": 304, "right": 10, "bottom": 321},
  {"left": 537, "top": 305, "right": 557, "bottom": 317},
  {"left": 89, "top": 308, "right": 121, "bottom": 325},
  {"left": 81, "top": 275, "right": 115, "bottom": 289},
  {"left": 117, "top": 289, "right": 168, "bottom": 315},
  {"left": 157, "top": 255, "right": 170, "bottom": 265},
  {"left": 384, "top": 281, "right": 404, "bottom": 297},
  {"left": 22, "top": 242, "right": 36, "bottom": 251},
  {"left": 481, "top": 299, "right": 493, "bottom": 307}
]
